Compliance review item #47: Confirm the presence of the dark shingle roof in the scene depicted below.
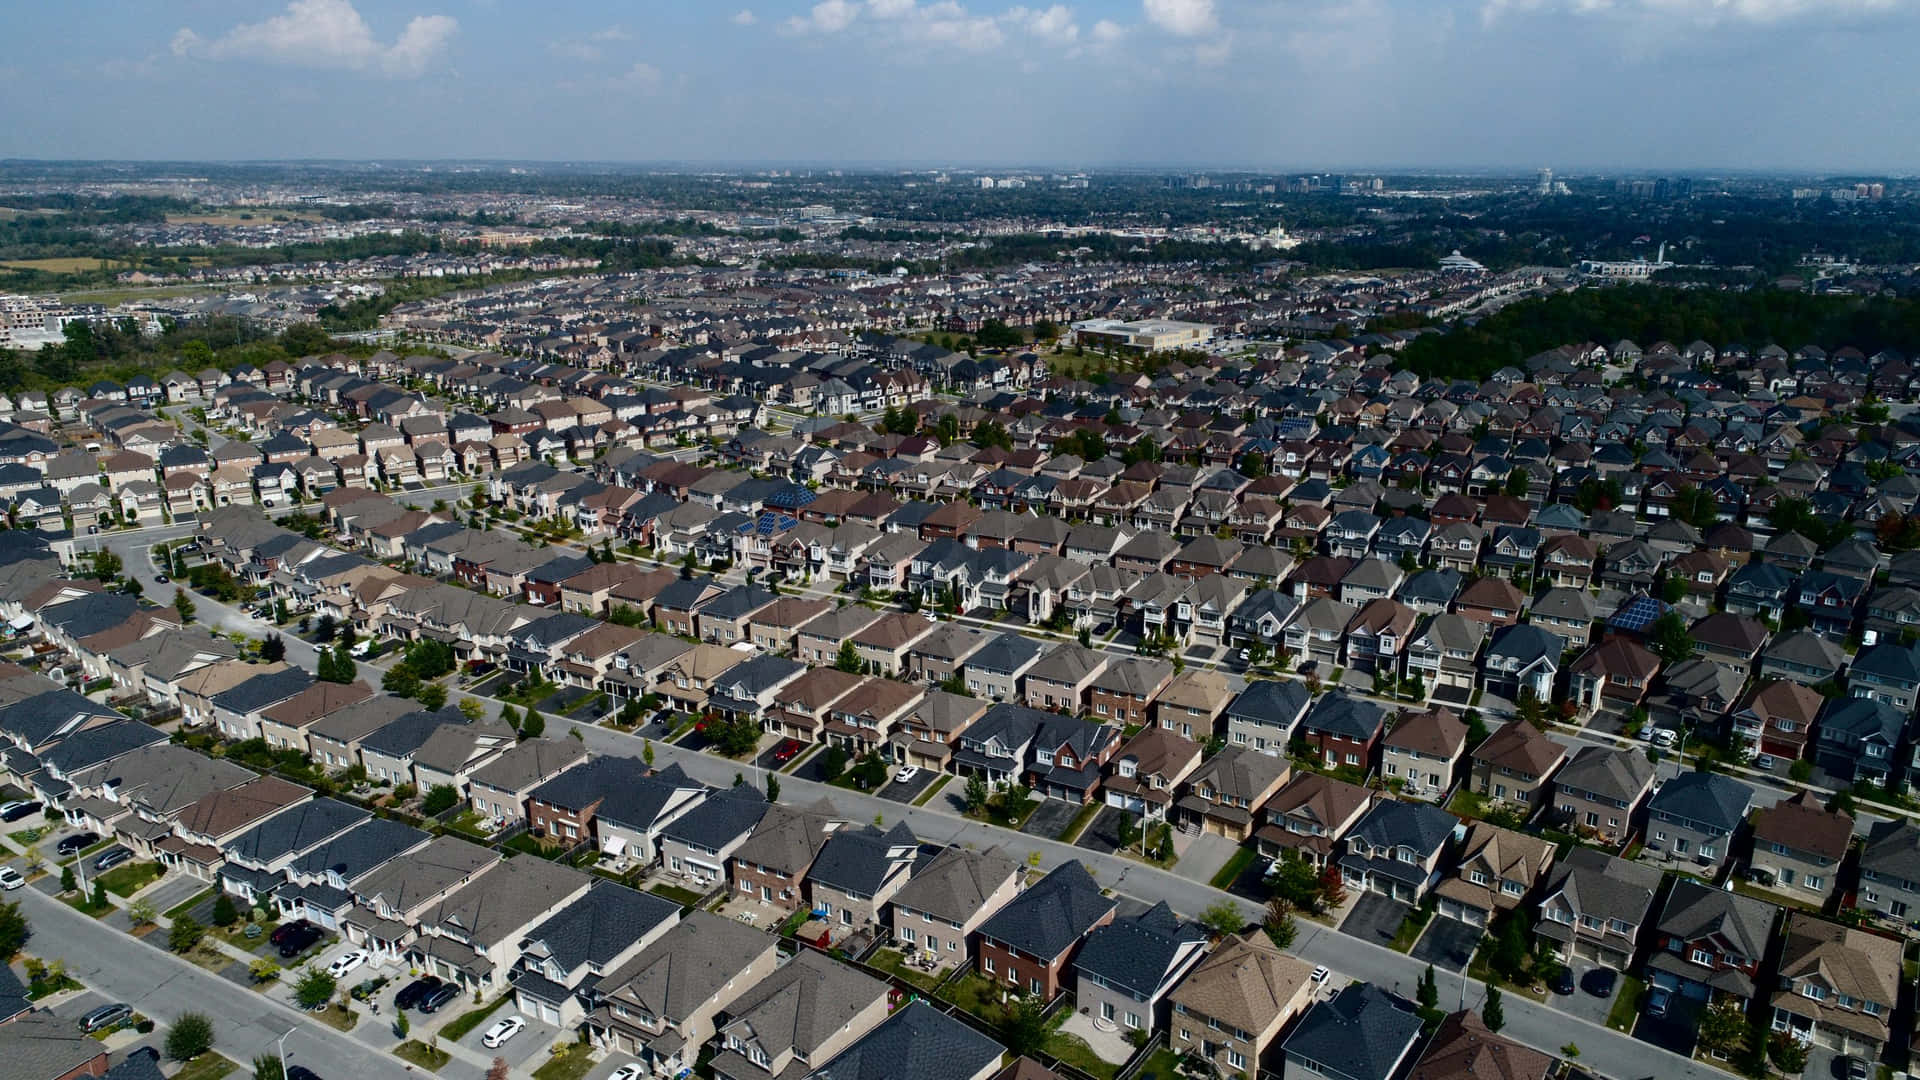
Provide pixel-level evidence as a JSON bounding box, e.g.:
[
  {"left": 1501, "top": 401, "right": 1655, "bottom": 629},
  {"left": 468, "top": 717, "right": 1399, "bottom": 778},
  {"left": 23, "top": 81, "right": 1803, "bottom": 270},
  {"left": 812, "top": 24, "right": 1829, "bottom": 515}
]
[
  {"left": 809, "top": 1000, "right": 1004, "bottom": 1080},
  {"left": 1281, "top": 983, "right": 1424, "bottom": 1080},
  {"left": 659, "top": 784, "right": 768, "bottom": 850},
  {"left": 1073, "top": 900, "right": 1206, "bottom": 999},
  {"left": 977, "top": 860, "right": 1113, "bottom": 960}
]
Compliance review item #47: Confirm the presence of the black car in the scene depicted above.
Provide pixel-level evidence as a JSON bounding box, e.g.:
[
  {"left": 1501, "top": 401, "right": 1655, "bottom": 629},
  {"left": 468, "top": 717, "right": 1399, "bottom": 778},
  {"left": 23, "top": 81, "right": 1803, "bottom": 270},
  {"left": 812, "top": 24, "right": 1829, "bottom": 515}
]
[
  {"left": 276, "top": 922, "right": 323, "bottom": 959},
  {"left": 1836, "top": 1056, "right": 1871, "bottom": 1080},
  {"left": 93, "top": 847, "right": 133, "bottom": 872},
  {"left": 418, "top": 983, "right": 460, "bottom": 1013},
  {"left": 288, "top": 1067, "right": 323, "bottom": 1080},
  {"left": 0, "top": 800, "right": 42, "bottom": 822},
  {"left": 1581, "top": 967, "right": 1619, "bottom": 998},
  {"left": 269, "top": 919, "right": 315, "bottom": 947},
  {"left": 1550, "top": 967, "right": 1575, "bottom": 995},
  {"left": 55, "top": 832, "right": 99, "bottom": 857},
  {"left": 394, "top": 976, "right": 443, "bottom": 1010}
]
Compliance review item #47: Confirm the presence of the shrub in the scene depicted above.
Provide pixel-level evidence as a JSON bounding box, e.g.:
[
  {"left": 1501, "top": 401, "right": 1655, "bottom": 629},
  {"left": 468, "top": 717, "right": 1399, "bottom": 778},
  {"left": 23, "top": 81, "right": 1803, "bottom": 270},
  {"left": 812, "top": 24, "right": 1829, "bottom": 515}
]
[
  {"left": 166, "top": 1012, "right": 215, "bottom": 1061},
  {"left": 294, "top": 967, "right": 337, "bottom": 1010},
  {"left": 169, "top": 915, "right": 206, "bottom": 953}
]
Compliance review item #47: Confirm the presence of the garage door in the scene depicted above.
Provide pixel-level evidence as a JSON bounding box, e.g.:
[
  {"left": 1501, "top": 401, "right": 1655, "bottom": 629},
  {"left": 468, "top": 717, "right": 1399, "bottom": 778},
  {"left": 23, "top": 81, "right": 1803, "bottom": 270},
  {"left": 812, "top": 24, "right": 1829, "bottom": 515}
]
[{"left": 1437, "top": 897, "right": 1464, "bottom": 922}]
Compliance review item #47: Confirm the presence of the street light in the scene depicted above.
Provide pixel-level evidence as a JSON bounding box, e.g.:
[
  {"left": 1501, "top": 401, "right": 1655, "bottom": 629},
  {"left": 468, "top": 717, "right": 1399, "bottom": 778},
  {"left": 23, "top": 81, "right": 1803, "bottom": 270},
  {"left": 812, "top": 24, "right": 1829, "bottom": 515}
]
[{"left": 276, "top": 1025, "right": 297, "bottom": 1080}]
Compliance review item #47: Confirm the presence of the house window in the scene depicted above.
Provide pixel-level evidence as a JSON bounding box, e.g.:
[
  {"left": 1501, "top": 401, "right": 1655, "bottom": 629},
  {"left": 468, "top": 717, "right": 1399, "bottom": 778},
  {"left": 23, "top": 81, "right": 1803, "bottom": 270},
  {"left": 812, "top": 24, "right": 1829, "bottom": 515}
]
[
  {"left": 1801, "top": 984, "right": 1825, "bottom": 1001},
  {"left": 1691, "top": 948, "right": 1713, "bottom": 965},
  {"left": 984, "top": 957, "right": 995, "bottom": 974},
  {"left": 1227, "top": 1050, "right": 1246, "bottom": 1070},
  {"left": 1805, "top": 875, "right": 1824, "bottom": 891}
]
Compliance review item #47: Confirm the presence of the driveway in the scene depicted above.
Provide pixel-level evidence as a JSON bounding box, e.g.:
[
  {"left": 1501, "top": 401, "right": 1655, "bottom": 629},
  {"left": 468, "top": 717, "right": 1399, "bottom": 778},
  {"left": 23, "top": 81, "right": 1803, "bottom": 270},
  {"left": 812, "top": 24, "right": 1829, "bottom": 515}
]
[
  {"left": 1409, "top": 916, "right": 1482, "bottom": 972},
  {"left": 754, "top": 739, "right": 805, "bottom": 772},
  {"left": 874, "top": 768, "right": 936, "bottom": 804},
  {"left": 1170, "top": 833, "right": 1242, "bottom": 887},
  {"left": 452, "top": 1006, "right": 559, "bottom": 1070},
  {"left": 674, "top": 727, "right": 712, "bottom": 753},
  {"left": 1018, "top": 799, "right": 1082, "bottom": 840},
  {"left": 1634, "top": 995, "right": 1699, "bottom": 1057},
  {"left": 1074, "top": 806, "right": 1131, "bottom": 855},
  {"left": 1339, "top": 892, "right": 1411, "bottom": 946},
  {"left": 1556, "top": 962, "right": 1623, "bottom": 1028},
  {"left": 138, "top": 875, "right": 207, "bottom": 915},
  {"left": 585, "top": 1052, "right": 646, "bottom": 1080}
]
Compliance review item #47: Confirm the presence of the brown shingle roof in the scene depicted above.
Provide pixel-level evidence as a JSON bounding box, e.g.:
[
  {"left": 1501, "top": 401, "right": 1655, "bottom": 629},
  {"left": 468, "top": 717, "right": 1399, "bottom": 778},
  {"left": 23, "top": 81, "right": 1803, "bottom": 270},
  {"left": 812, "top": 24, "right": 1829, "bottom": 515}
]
[
  {"left": 1752, "top": 791, "right": 1852, "bottom": 861},
  {"left": 1471, "top": 721, "right": 1567, "bottom": 776}
]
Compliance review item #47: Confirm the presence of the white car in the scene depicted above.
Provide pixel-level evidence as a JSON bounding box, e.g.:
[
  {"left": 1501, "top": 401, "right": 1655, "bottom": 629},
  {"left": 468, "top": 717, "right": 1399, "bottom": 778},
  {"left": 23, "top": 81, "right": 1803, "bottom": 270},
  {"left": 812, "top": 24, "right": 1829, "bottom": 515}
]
[
  {"left": 1310, "top": 965, "right": 1330, "bottom": 985},
  {"left": 893, "top": 766, "right": 920, "bottom": 785},
  {"left": 326, "top": 950, "right": 368, "bottom": 979},
  {"left": 481, "top": 1015, "right": 526, "bottom": 1049},
  {"left": 609, "top": 1066, "right": 645, "bottom": 1080},
  {"left": 0, "top": 866, "right": 23, "bottom": 891}
]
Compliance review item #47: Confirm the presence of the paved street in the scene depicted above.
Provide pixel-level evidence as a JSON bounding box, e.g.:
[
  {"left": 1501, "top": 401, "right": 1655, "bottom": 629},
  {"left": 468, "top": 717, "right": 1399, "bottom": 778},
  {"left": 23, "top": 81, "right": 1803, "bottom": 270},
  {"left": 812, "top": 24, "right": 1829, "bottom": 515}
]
[{"left": 10, "top": 883, "right": 442, "bottom": 1080}]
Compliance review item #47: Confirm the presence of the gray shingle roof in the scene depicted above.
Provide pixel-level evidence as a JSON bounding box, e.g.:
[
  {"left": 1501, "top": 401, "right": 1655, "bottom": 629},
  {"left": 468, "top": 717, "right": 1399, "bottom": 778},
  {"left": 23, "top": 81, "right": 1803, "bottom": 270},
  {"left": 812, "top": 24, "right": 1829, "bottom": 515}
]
[
  {"left": 1281, "top": 983, "right": 1424, "bottom": 1080},
  {"left": 223, "top": 796, "right": 370, "bottom": 866},
  {"left": 1647, "top": 771, "right": 1754, "bottom": 833},
  {"left": 807, "top": 1000, "right": 1004, "bottom": 1080},
  {"left": 977, "top": 860, "right": 1113, "bottom": 960},
  {"left": 1073, "top": 901, "right": 1206, "bottom": 999}
]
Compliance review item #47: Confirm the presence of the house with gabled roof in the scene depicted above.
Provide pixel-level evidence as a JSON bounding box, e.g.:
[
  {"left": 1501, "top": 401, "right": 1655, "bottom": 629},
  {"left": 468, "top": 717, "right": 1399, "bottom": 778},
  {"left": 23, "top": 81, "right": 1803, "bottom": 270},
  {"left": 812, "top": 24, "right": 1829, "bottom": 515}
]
[
  {"left": 1552, "top": 745, "right": 1655, "bottom": 846},
  {"left": 709, "top": 949, "right": 891, "bottom": 1080},
  {"left": 1647, "top": 878, "right": 1780, "bottom": 1013},
  {"left": 975, "top": 860, "right": 1115, "bottom": 1002},
  {"left": 1297, "top": 691, "right": 1386, "bottom": 774},
  {"left": 1535, "top": 846, "right": 1661, "bottom": 968},
  {"left": 1433, "top": 821, "right": 1553, "bottom": 928},
  {"left": 1223, "top": 679, "right": 1311, "bottom": 757},
  {"left": 1075, "top": 901, "right": 1209, "bottom": 1035},
  {"left": 586, "top": 910, "right": 783, "bottom": 1073},
  {"left": 1750, "top": 791, "right": 1851, "bottom": 906},
  {"left": 1769, "top": 913, "right": 1900, "bottom": 1057},
  {"left": 510, "top": 879, "right": 682, "bottom": 1029},
  {"left": 1381, "top": 706, "right": 1468, "bottom": 803},
  {"left": 1643, "top": 771, "right": 1753, "bottom": 875},
  {"left": 887, "top": 843, "right": 1020, "bottom": 974},
  {"left": 1468, "top": 720, "right": 1566, "bottom": 814},
  {"left": 1280, "top": 983, "right": 1424, "bottom": 1080},
  {"left": 1338, "top": 798, "right": 1458, "bottom": 903},
  {"left": 1169, "top": 931, "right": 1316, "bottom": 1079}
]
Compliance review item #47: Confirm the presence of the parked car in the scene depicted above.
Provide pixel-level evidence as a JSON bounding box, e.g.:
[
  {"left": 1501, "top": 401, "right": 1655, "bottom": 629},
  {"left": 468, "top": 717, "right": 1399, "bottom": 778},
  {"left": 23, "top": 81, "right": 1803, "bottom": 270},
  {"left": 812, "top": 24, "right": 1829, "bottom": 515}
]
[
  {"left": 276, "top": 923, "right": 323, "bottom": 959},
  {"left": 79, "top": 1003, "right": 132, "bottom": 1034},
  {"left": 1550, "top": 968, "right": 1575, "bottom": 996},
  {"left": 481, "top": 1015, "right": 526, "bottom": 1049},
  {"left": 0, "top": 867, "right": 24, "bottom": 891},
  {"left": 394, "top": 976, "right": 443, "bottom": 1010},
  {"left": 418, "top": 983, "right": 460, "bottom": 1014},
  {"left": 893, "top": 766, "right": 920, "bottom": 785},
  {"left": 269, "top": 919, "right": 316, "bottom": 946},
  {"left": 93, "top": 847, "right": 133, "bottom": 872},
  {"left": 327, "top": 950, "right": 368, "bottom": 979},
  {"left": 287, "top": 1068, "right": 323, "bottom": 1080},
  {"left": 154, "top": 574, "right": 170, "bottom": 584},
  {"left": 610, "top": 1066, "right": 645, "bottom": 1080},
  {"left": 1581, "top": 967, "right": 1619, "bottom": 998},
  {"left": 772, "top": 739, "right": 802, "bottom": 763},
  {"left": 0, "top": 800, "right": 42, "bottom": 822},
  {"left": 55, "top": 832, "right": 100, "bottom": 856},
  {"left": 1646, "top": 986, "right": 1671, "bottom": 1018},
  {"left": 1836, "top": 1057, "right": 1870, "bottom": 1080},
  {"left": 1310, "top": 965, "right": 1330, "bottom": 985}
]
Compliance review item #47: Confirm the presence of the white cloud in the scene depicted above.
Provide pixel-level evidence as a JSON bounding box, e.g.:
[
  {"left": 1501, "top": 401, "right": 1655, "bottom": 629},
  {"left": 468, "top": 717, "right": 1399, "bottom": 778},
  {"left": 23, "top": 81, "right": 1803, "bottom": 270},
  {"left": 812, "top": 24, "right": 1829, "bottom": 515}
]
[
  {"left": 731, "top": 9, "right": 759, "bottom": 25},
  {"left": 1090, "top": 18, "right": 1127, "bottom": 42},
  {"left": 591, "top": 26, "right": 632, "bottom": 41},
  {"left": 784, "top": 0, "right": 861, "bottom": 33},
  {"left": 172, "top": 0, "right": 455, "bottom": 77},
  {"left": 1142, "top": 0, "right": 1216, "bottom": 35},
  {"left": 1009, "top": 4, "right": 1080, "bottom": 42},
  {"left": 615, "top": 62, "right": 663, "bottom": 88},
  {"left": 868, "top": 0, "right": 919, "bottom": 16},
  {"left": 1484, "top": 0, "right": 1905, "bottom": 21}
]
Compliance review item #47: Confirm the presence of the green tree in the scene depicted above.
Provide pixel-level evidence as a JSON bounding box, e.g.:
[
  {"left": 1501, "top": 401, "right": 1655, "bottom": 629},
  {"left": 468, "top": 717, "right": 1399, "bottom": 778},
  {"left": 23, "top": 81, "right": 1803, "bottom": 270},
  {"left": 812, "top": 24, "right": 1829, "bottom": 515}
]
[
  {"left": 1264, "top": 897, "right": 1298, "bottom": 949},
  {"left": 1648, "top": 609, "right": 1696, "bottom": 665},
  {"left": 259, "top": 634, "right": 286, "bottom": 663},
  {"left": 172, "top": 587, "right": 196, "bottom": 623},
  {"left": 642, "top": 738, "right": 655, "bottom": 767},
  {"left": 519, "top": 707, "right": 545, "bottom": 740},
  {"left": 0, "top": 900, "right": 26, "bottom": 960},
  {"left": 1418, "top": 964, "right": 1439, "bottom": 1011},
  {"left": 457, "top": 697, "right": 487, "bottom": 722},
  {"left": 422, "top": 784, "right": 459, "bottom": 816},
  {"left": 294, "top": 966, "right": 337, "bottom": 1009},
  {"left": 127, "top": 898, "right": 157, "bottom": 928},
  {"left": 962, "top": 775, "right": 990, "bottom": 814},
  {"left": 170, "top": 914, "right": 206, "bottom": 953},
  {"left": 997, "top": 998, "right": 1049, "bottom": 1058},
  {"left": 381, "top": 666, "right": 421, "bottom": 698},
  {"left": 1503, "top": 469, "right": 1529, "bottom": 498},
  {"left": 166, "top": 1013, "right": 215, "bottom": 1061},
  {"left": 90, "top": 880, "right": 106, "bottom": 911},
  {"left": 59, "top": 866, "right": 74, "bottom": 894},
  {"left": 211, "top": 892, "right": 239, "bottom": 928},
  {"left": 835, "top": 638, "right": 863, "bottom": 674},
  {"left": 89, "top": 548, "right": 123, "bottom": 581},
  {"left": 1697, "top": 998, "right": 1747, "bottom": 1056},
  {"left": 1669, "top": 485, "right": 1720, "bottom": 529},
  {"left": 766, "top": 775, "right": 780, "bottom": 803},
  {"left": 819, "top": 745, "right": 848, "bottom": 783},
  {"left": 1199, "top": 900, "right": 1244, "bottom": 937},
  {"left": 1482, "top": 987, "right": 1505, "bottom": 1032},
  {"left": 248, "top": 958, "right": 281, "bottom": 984},
  {"left": 416, "top": 684, "right": 448, "bottom": 711}
]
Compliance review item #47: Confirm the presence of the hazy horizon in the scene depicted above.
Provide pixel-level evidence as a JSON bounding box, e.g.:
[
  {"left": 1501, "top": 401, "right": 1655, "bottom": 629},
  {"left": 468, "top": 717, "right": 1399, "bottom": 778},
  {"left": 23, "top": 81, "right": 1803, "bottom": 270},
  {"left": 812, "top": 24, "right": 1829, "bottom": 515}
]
[{"left": 6, "top": 0, "right": 1919, "bottom": 171}]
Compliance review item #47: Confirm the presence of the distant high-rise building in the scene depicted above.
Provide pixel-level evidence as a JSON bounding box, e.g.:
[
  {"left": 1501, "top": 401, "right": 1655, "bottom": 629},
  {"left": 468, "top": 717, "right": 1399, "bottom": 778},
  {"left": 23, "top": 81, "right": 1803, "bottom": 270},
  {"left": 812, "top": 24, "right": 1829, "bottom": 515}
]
[{"left": 1536, "top": 167, "right": 1553, "bottom": 195}]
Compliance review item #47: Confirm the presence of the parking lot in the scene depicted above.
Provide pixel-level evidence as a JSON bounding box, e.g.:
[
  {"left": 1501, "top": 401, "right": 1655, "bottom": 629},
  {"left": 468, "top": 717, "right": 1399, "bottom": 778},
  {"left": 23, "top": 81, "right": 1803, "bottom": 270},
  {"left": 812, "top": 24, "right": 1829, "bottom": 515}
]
[
  {"left": 1338, "top": 892, "right": 1411, "bottom": 946},
  {"left": 1409, "top": 915, "right": 1482, "bottom": 972}
]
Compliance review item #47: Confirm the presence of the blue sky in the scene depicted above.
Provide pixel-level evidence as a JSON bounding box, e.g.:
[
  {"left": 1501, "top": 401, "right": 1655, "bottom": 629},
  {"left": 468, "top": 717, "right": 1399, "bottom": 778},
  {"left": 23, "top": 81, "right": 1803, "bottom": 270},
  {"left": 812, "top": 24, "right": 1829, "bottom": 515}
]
[{"left": 3, "top": 0, "right": 1916, "bottom": 170}]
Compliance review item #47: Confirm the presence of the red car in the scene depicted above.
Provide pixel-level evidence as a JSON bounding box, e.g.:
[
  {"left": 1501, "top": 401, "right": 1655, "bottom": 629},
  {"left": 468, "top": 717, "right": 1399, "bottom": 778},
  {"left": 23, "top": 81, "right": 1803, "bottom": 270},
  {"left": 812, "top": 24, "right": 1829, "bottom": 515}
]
[{"left": 773, "top": 740, "right": 802, "bottom": 763}]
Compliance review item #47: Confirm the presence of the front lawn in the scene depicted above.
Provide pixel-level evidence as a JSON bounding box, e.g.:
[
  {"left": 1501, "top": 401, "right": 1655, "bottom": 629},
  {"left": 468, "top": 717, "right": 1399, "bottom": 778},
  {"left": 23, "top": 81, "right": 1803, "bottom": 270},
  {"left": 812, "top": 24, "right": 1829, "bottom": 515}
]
[
  {"left": 97, "top": 859, "right": 164, "bottom": 898},
  {"left": 394, "top": 1040, "right": 451, "bottom": 1071},
  {"left": 1606, "top": 974, "right": 1647, "bottom": 1032},
  {"left": 1208, "top": 846, "right": 1258, "bottom": 890},
  {"left": 170, "top": 1054, "right": 238, "bottom": 1080},
  {"left": 439, "top": 993, "right": 510, "bottom": 1041},
  {"left": 1059, "top": 801, "right": 1103, "bottom": 844},
  {"left": 911, "top": 775, "right": 952, "bottom": 806},
  {"left": 531, "top": 1044, "right": 598, "bottom": 1080},
  {"left": 311, "top": 1001, "right": 358, "bottom": 1032},
  {"left": 1388, "top": 906, "right": 1435, "bottom": 953}
]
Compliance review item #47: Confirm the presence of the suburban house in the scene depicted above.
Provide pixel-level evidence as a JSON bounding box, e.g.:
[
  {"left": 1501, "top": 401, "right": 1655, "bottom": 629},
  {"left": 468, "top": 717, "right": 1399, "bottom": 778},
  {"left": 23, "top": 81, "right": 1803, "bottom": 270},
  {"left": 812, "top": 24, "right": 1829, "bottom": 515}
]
[
  {"left": 1433, "top": 821, "right": 1555, "bottom": 928},
  {"left": 805, "top": 1000, "right": 1004, "bottom": 1080},
  {"left": 1073, "top": 901, "right": 1209, "bottom": 1033},
  {"left": 1379, "top": 706, "right": 1467, "bottom": 803},
  {"left": 1642, "top": 771, "right": 1755, "bottom": 875},
  {"left": 1279, "top": 983, "right": 1424, "bottom": 1080},
  {"left": 1535, "top": 847, "right": 1662, "bottom": 968},
  {"left": 1857, "top": 821, "right": 1920, "bottom": 930},
  {"left": 1551, "top": 745, "right": 1656, "bottom": 846},
  {"left": 509, "top": 880, "right": 683, "bottom": 1028},
  {"left": 886, "top": 844, "right": 1021, "bottom": 974},
  {"left": 658, "top": 786, "right": 769, "bottom": 891},
  {"left": 1168, "top": 931, "right": 1315, "bottom": 1079},
  {"left": 1468, "top": 721, "right": 1567, "bottom": 814},
  {"left": 1770, "top": 913, "right": 1901, "bottom": 1057},
  {"left": 1814, "top": 697, "right": 1903, "bottom": 787},
  {"left": 1646, "top": 878, "right": 1778, "bottom": 1010},
  {"left": 1223, "top": 679, "right": 1311, "bottom": 756},
  {"left": 1102, "top": 726, "right": 1203, "bottom": 822},
  {"left": 586, "top": 911, "right": 783, "bottom": 1075},
  {"left": 803, "top": 822, "right": 919, "bottom": 936},
  {"left": 974, "top": 860, "right": 1116, "bottom": 1002},
  {"left": 709, "top": 950, "right": 891, "bottom": 1080},
  {"left": 1254, "top": 772, "right": 1373, "bottom": 868},
  {"left": 1297, "top": 692, "right": 1387, "bottom": 773},
  {"left": 1749, "top": 792, "right": 1851, "bottom": 905},
  {"left": 1408, "top": 1010, "right": 1555, "bottom": 1080},
  {"left": 1337, "top": 798, "right": 1459, "bottom": 903},
  {"left": 1176, "top": 746, "right": 1291, "bottom": 842},
  {"left": 731, "top": 801, "right": 843, "bottom": 913}
]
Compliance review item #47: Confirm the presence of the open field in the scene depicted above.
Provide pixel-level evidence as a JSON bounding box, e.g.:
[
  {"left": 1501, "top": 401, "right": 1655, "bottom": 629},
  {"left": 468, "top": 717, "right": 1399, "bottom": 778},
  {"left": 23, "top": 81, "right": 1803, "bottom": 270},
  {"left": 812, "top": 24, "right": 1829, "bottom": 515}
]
[
  {"left": 165, "top": 209, "right": 329, "bottom": 225},
  {"left": 0, "top": 257, "right": 114, "bottom": 273}
]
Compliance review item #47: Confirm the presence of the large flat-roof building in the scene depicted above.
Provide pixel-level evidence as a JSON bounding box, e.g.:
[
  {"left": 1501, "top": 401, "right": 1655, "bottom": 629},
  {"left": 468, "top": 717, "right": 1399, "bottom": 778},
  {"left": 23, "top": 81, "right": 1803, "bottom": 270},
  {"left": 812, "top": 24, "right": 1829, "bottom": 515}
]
[{"left": 1070, "top": 318, "right": 1216, "bottom": 353}]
